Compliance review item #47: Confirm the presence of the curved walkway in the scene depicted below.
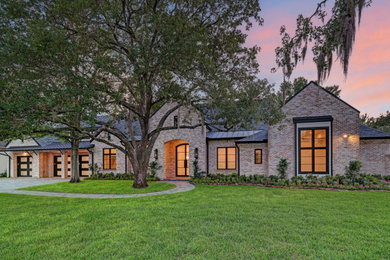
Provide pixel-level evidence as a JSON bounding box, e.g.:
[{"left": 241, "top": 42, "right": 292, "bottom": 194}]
[{"left": 0, "top": 179, "right": 195, "bottom": 199}]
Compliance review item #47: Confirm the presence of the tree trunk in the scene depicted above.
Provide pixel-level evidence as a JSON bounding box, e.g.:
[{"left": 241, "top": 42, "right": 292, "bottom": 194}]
[
  {"left": 69, "top": 137, "right": 80, "bottom": 183},
  {"left": 133, "top": 166, "right": 148, "bottom": 188}
]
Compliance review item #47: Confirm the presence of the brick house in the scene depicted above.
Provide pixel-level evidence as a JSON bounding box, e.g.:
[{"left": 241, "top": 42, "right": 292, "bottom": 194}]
[{"left": 1, "top": 82, "right": 390, "bottom": 179}]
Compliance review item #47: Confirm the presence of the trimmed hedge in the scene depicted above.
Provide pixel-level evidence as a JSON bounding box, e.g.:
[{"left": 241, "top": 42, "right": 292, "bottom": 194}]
[
  {"left": 190, "top": 173, "right": 390, "bottom": 191},
  {"left": 85, "top": 173, "right": 160, "bottom": 181}
]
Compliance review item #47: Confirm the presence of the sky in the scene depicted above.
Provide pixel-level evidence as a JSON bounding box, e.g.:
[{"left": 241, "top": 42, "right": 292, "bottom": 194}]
[{"left": 246, "top": 0, "right": 390, "bottom": 116}]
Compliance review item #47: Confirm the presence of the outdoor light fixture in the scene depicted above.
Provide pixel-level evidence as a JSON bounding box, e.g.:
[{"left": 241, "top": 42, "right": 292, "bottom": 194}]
[
  {"left": 343, "top": 134, "right": 349, "bottom": 139},
  {"left": 194, "top": 148, "right": 199, "bottom": 159},
  {"left": 154, "top": 149, "right": 158, "bottom": 160}
]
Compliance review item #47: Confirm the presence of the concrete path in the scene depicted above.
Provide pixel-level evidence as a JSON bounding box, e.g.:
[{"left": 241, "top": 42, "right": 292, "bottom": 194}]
[{"left": 0, "top": 178, "right": 194, "bottom": 199}]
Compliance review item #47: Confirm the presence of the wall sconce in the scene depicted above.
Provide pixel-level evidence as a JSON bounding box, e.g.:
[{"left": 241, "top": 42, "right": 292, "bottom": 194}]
[
  {"left": 154, "top": 149, "right": 158, "bottom": 160},
  {"left": 343, "top": 134, "right": 349, "bottom": 139},
  {"left": 194, "top": 148, "right": 199, "bottom": 159}
]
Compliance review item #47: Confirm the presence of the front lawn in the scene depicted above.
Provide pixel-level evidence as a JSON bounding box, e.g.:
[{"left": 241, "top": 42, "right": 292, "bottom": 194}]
[
  {"left": 1, "top": 185, "right": 390, "bottom": 258},
  {"left": 19, "top": 180, "right": 175, "bottom": 194}
]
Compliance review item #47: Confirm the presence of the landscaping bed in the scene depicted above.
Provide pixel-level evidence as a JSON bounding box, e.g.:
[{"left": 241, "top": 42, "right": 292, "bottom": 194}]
[
  {"left": 19, "top": 180, "right": 175, "bottom": 194},
  {"left": 190, "top": 173, "right": 390, "bottom": 191}
]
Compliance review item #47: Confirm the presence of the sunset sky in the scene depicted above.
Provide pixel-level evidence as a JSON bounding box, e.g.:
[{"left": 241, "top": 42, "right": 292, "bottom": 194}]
[{"left": 247, "top": 0, "right": 390, "bottom": 116}]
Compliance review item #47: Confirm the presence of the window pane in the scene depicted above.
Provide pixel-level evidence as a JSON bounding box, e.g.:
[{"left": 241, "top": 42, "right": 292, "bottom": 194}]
[
  {"left": 227, "top": 148, "right": 236, "bottom": 169},
  {"left": 315, "top": 149, "right": 327, "bottom": 172},
  {"left": 314, "top": 129, "right": 326, "bottom": 148},
  {"left": 111, "top": 149, "right": 116, "bottom": 155},
  {"left": 217, "top": 148, "right": 226, "bottom": 169},
  {"left": 300, "top": 149, "right": 312, "bottom": 172},
  {"left": 103, "top": 149, "right": 109, "bottom": 155},
  {"left": 300, "top": 130, "right": 312, "bottom": 148},
  {"left": 111, "top": 155, "right": 116, "bottom": 169},
  {"left": 255, "top": 150, "right": 262, "bottom": 164}
]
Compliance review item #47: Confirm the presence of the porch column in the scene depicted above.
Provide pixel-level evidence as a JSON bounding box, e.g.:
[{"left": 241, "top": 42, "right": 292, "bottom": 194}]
[{"left": 61, "top": 153, "right": 66, "bottom": 178}]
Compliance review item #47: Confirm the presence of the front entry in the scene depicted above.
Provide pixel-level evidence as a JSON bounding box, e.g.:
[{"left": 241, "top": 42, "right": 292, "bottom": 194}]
[
  {"left": 53, "top": 156, "right": 62, "bottom": 177},
  {"left": 176, "top": 144, "right": 189, "bottom": 177},
  {"left": 17, "top": 156, "right": 32, "bottom": 177},
  {"left": 58, "top": 154, "right": 90, "bottom": 177}
]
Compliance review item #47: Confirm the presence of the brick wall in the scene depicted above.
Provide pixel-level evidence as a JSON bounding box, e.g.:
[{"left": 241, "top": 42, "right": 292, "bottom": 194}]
[
  {"left": 236, "top": 142, "right": 268, "bottom": 176},
  {"left": 92, "top": 133, "right": 127, "bottom": 174},
  {"left": 268, "top": 82, "right": 360, "bottom": 178},
  {"left": 207, "top": 139, "right": 239, "bottom": 175},
  {"left": 360, "top": 139, "right": 390, "bottom": 175},
  {"left": 150, "top": 103, "right": 206, "bottom": 179}
]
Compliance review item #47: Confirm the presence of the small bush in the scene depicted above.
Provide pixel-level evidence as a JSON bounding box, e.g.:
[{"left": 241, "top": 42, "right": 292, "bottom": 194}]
[
  {"left": 0, "top": 171, "right": 7, "bottom": 177},
  {"left": 277, "top": 158, "right": 289, "bottom": 179}
]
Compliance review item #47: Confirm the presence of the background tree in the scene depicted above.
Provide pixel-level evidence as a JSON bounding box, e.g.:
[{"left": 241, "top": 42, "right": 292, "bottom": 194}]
[
  {"left": 0, "top": 0, "right": 102, "bottom": 182},
  {"left": 277, "top": 77, "right": 341, "bottom": 105},
  {"left": 0, "top": 0, "right": 282, "bottom": 188},
  {"left": 361, "top": 111, "right": 390, "bottom": 133},
  {"left": 273, "top": 0, "right": 372, "bottom": 83}
]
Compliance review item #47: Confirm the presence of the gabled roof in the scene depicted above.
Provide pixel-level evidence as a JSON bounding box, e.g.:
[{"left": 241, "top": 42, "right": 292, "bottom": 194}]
[
  {"left": 360, "top": 125, "right": 390, "bottom": 139},
  {"left": 284, "top": 81, "right": 360, "bottom": 113}
]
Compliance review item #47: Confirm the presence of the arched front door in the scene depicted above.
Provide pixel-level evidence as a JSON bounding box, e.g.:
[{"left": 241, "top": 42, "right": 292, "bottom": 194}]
[{"left": 176, "top": 144, "right": 189, "bottom": 177}]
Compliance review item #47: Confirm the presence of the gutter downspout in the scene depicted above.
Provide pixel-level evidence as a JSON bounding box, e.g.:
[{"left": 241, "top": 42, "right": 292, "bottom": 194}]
[
  {"left": 125, "top": 153, "right": 128, "bottom": 174},
  {"left": 206, "top": 138, "right": 209, "bottom": 176},
  {"left": 235, "top": 142, "right": 240, "bottom": 176}
]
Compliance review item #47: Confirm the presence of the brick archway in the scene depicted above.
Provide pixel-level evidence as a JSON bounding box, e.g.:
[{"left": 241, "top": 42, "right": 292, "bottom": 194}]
[{"left": 164, "top": 140, "right": 189, "bottom": 179}]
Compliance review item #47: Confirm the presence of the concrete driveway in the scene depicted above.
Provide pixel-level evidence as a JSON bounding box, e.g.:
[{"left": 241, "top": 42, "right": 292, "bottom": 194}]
[{"left": 0, "top": 178, "right": 67, "bottom": 193}]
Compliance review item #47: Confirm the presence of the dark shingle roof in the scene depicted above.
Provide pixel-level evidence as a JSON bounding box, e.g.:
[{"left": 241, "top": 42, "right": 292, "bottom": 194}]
[{"left": 360, "top": 125, "right": 390, "bottom": 139}]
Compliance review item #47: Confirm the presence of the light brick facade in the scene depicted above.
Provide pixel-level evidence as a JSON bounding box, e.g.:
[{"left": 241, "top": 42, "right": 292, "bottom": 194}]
[
  {"left": 268, "top": 83, "right": 360, "bottom": 178},
  {"left": 3, "top": 83, "right": 390, "bottom": 178},
  {"left": 360, "top": 139, "right": 390, "bottom": 175},
  {"left": 236, "top": 143, "right": 268, "bottom": 176}
]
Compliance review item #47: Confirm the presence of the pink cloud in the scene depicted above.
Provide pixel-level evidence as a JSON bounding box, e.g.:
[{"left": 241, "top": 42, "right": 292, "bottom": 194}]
[{"left": 248, "top": 0, "right": 390, "bottom": 116}]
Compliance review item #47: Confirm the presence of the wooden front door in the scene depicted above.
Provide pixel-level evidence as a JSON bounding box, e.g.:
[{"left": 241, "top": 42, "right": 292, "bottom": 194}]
[
  {"left": 17, "top": 156, "right": 32, "bottom": 177},
  {"left": 176, "top": 144, "right": 189, "bottom": 177}
]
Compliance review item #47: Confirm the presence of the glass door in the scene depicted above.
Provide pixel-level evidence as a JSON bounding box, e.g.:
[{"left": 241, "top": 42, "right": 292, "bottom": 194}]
[
  {"left": 17, "top": 156, "right": 32, "bottom": 177},
  {"left": 176, "top": 144, "right": 189, "bottom": 177}
]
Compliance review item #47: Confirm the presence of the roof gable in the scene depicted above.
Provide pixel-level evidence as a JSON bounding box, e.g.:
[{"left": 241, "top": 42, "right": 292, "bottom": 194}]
[
  {"left": 6, "top": 138, "right": 39, "bottom": 148},
  {"left": 284, "top": 81, "right": 360, "bottom": 113}
]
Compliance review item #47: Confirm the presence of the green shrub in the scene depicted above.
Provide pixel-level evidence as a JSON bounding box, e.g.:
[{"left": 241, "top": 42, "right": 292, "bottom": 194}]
[
  {"left": 85, "top": 172, "right": 160, "bottom": 181},
  {"left": 344, "top": 160, "right": 363, "bottom": 184},
  {"left": 277, "top": 158, "right": 289, "bottom": 179},
  {"left": 149, "top": 161, "right": 161, "bottom": 178},
  {"left": 0, "top": 170, "right": 7, "bottom": 177}
]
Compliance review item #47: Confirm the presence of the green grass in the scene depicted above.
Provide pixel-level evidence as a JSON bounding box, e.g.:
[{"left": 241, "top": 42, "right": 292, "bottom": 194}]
[
  {"left": 1, "top": 185, "right": 390, "bottom": 259},
  {"left": 19, "top": 180, "right": 175, "bottom": 194}
]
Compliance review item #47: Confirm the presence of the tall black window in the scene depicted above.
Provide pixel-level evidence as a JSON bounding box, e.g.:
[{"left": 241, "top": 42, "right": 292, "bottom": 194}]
[
  {"left": 299, "top": 128, "right": 328, "bottom": 174},
  {"left": 173, "top": 116, "right": 178, "bottom": 127}
]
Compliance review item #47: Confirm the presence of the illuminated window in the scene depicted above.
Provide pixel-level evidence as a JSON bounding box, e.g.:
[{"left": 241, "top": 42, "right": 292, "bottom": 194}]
[
  {"left": 255, "top": 149, "right": 262, "bottom": 164},
  {"left": 103, "top": 148, "right": 116, "bottom": 170},
  {"left": 299, "top": 129, "right": 327, "bottom": 174},
  {"left": 217, "top": 147, "right": 236, "bottom": 170}
]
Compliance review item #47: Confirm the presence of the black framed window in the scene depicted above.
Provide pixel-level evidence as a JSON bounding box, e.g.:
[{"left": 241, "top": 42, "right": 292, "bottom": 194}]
[
  {"left": 299, "top": 128, "right": 328, "bottom": 174},
  {"left": 217, "top": 147, "right": 236, "bottom": 170},
  {"left": 103, "top": 148, "right": 116, "bottom": 170},
  {"left": 173, "top": 116, "right": 178, "bottom": 127},
  {"left": 255, "top": 149, "right": 262, "bottom": 164}
]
